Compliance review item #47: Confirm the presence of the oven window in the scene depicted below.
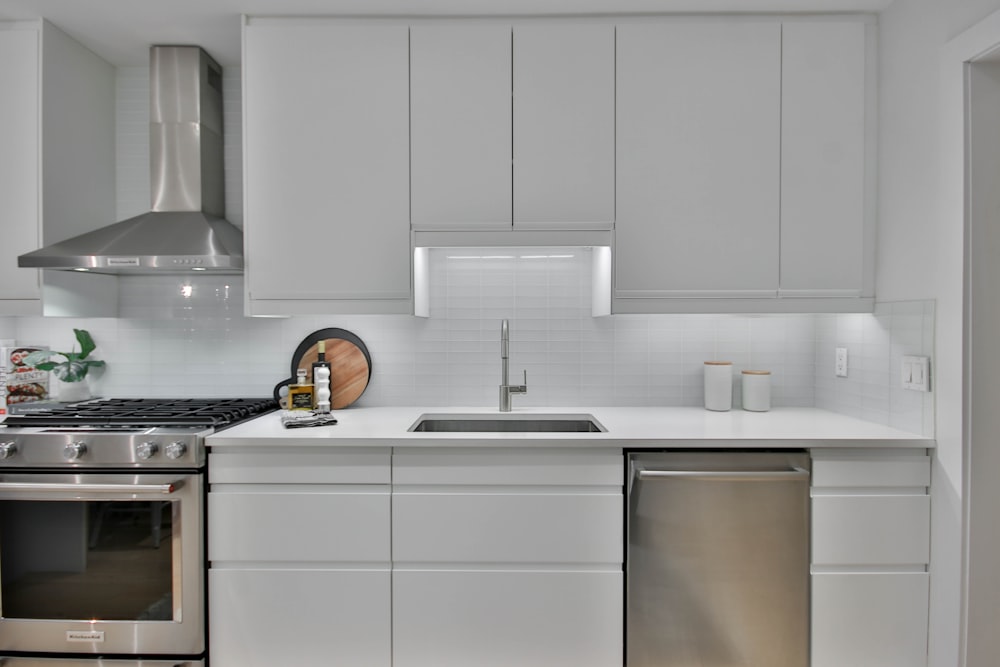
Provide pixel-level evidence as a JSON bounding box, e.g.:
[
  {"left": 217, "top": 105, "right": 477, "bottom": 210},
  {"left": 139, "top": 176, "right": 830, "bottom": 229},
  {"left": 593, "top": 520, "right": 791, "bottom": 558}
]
[{"left": 0, "top": 500, "right": 175, "bottom": 621}]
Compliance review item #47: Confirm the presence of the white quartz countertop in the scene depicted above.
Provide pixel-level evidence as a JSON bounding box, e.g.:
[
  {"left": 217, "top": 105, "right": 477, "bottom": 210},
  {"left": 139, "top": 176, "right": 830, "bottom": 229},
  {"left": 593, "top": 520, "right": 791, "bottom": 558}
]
[{"left": 207, "top": 406, "right": 933, "bottom": 449}]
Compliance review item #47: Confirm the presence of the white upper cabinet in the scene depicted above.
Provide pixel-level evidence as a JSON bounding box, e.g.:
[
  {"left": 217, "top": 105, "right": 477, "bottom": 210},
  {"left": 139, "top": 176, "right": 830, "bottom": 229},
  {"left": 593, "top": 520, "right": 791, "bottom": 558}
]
[
  {"left": 0, "top": 21, "right": 116, "bottom": 317},
  {"left": 513, "top": 23, "right": 615, "bottom": 229},
  {"left": 0, "top": 25, "right": 41, "bottom": 312},
  {"left": 243, "top": 19, "right": 411, "bottom": 315},
  {"left": 411, "top": 24, "right": 512, "bottom": 230},
  {"left": 616, "top": 21, "right": 782, "bottom": 300},
  {"left": 614, "top": 17, "right": 875, "bottom": 313},
  {"left": 411, "top": 21, "right": 615, "bottom": 233},
  {"left": 780, "top": 20, "right": 870, "bottom": 297}
]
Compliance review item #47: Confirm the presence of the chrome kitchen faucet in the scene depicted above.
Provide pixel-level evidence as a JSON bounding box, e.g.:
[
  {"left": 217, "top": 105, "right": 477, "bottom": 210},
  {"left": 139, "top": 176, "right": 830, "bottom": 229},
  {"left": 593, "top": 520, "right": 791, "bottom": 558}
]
[{"left": 499, "top": 319, "right": 527, "bottom": 412}]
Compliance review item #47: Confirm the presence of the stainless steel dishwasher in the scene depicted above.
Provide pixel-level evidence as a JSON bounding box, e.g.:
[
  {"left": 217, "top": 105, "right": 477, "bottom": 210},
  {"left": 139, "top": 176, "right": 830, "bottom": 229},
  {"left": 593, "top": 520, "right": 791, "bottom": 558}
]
[{"left": 626, "top": 451, "right": 810, "bottom": 667}]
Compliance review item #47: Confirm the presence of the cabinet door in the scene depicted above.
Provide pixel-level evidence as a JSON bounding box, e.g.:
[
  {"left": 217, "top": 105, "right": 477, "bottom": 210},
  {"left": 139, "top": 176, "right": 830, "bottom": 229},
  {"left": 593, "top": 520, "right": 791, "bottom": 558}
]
[
  {"left": 781, "top": 21, "right": 869, "bottom": 297},
  {"left": 812, "top": 572, "right": 929, "bottom": 667},
  {"left": 411, "top": 23, "right": 512, "bottom": 229},
  {"left": 209, "top": 488, "right": 390, "bottom": 562},
  {"left": 393, "top": 570, "right": 622, "bottom": 667},
  {"left": 513, "top": 24, "right": 614, "bottom": 229},
  {"left": 393, "top": 491, "right": 622, "bottom": 563},
  {"left": 243, "top": 22, "right": 411, "bottom": 312},
  {"left": 616, "top": 22, "right": 781, "bottom": 298},
  {"left": 0, "top": 26, "right": 40, "bottom": 308},
  {"left": 210, "top": 568, "right": 391, "bottom": 667},
  {"left": 812, "top": 494, "right": 930, "bottom": 565}
]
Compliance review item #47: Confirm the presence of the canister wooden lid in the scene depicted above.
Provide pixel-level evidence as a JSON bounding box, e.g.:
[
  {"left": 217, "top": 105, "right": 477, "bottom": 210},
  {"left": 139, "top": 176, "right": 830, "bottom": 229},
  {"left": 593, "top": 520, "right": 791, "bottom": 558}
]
[{"left": 742, "top": 370, "right": 771, "bottom": 375}]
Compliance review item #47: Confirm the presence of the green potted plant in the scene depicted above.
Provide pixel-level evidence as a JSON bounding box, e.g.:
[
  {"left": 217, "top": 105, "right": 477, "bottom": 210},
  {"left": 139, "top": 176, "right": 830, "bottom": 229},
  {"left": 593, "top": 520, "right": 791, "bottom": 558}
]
[{"left": 23, "top": 329, "right": 106, "bottom": 402}]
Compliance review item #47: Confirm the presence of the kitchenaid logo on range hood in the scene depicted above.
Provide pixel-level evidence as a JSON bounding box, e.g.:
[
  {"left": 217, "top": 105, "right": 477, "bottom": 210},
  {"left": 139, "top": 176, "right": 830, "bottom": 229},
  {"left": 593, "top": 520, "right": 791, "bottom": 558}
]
[
  {"left": 66, "top": 630, "right": 105, "bottom": 643},
  {"left": 17, "top": 45, "right": 243, "bottom": 275}
]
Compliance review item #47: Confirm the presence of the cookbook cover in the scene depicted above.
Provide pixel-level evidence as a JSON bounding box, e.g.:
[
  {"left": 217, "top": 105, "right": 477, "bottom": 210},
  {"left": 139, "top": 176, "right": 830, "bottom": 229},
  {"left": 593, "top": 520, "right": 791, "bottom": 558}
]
[
  {"left": 0, "top": 339, "right": 11, "bottom": 416},
  {"left": 2, "top": 345, "right": 50, "bottom": 412}
]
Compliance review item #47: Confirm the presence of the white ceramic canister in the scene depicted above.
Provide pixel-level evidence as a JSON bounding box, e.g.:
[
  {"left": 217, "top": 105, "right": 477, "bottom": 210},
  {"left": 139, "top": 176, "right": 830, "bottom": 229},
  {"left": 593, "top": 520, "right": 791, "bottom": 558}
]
[
  {"left": 703, "top": 361, "right": 733, "bottom": 411},
  {"left": 742, "top": 370, "right": 771, "bottom": 412}
]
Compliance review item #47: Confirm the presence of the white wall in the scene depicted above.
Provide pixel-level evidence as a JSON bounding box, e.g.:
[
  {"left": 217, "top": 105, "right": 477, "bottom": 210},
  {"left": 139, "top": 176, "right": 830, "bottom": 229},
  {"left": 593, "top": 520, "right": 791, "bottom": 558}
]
[{"left": 878, "top": 0, "right": 1000, "bottom": 665}]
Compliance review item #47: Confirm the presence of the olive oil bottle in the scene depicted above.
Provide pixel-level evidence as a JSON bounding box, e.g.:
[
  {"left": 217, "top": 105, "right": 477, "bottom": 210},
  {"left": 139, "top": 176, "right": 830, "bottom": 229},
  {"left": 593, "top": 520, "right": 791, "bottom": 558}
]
[{"left": 287, "top": 368, "right": 314, "bottom": 411}]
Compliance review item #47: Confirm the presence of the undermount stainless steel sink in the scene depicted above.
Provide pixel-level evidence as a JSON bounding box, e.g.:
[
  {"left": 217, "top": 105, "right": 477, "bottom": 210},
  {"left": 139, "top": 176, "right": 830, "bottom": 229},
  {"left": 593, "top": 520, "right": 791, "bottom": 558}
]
[{"left": 408, "top": 414, "right": 606, "bottom": 433}]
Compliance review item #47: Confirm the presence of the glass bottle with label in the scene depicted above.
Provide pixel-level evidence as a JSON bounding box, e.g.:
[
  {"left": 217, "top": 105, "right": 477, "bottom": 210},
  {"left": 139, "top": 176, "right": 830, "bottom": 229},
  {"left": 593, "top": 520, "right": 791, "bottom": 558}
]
[{"left": 287, "top": 368, "right": 314, "bottom": 411}]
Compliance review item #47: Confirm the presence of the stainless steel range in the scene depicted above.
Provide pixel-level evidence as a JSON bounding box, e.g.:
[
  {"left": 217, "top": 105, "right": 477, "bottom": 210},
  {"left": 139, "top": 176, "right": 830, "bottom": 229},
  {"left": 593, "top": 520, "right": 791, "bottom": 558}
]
[{"left": 0, "top": 398, "right": 276, "bottom": 667}]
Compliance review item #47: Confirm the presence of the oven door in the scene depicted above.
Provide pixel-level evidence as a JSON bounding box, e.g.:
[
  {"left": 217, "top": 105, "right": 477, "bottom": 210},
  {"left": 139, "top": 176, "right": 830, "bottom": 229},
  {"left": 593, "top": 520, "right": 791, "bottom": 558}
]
[{"left": 0, "top": 472, "right": 204, "bottom": 656}]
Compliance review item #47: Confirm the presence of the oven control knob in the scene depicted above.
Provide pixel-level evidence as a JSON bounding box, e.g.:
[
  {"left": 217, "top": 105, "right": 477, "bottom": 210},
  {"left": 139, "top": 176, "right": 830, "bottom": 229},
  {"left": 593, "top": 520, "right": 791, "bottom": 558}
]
[
  {"left": 0, "top": 442, "right": 18, "bottom": 460},
  {"left": 64, "top": 442, "right": 88, "bottom": 461},
  {"left": 164, "top": 441, "right": 188, "bottom": 460},
  {"left": 135, "top": 442, "right": 159, "bottom": 460}
]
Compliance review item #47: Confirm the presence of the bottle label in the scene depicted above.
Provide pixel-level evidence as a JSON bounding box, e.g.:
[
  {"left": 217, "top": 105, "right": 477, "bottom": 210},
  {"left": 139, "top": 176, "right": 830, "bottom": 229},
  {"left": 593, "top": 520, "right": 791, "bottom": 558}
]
[{"left": 290, "top": 391, "right": 314, "bottom": 410}]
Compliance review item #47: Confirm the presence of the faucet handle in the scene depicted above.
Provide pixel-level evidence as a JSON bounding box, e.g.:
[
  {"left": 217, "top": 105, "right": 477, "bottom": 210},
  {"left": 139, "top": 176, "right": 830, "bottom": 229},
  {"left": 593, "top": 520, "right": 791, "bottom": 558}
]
[{"left": 514, "top": 369, "right": 528, "bottom": 394}]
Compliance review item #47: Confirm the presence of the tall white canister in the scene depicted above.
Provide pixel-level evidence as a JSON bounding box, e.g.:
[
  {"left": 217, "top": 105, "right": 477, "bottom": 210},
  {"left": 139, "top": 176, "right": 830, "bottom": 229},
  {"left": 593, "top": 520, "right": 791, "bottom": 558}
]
[
  {"left": 703, "top": 361, "right": 733, "bottom": 411},
  {"left": 741, "top": 370, "right": 771, "bottom": 412}
]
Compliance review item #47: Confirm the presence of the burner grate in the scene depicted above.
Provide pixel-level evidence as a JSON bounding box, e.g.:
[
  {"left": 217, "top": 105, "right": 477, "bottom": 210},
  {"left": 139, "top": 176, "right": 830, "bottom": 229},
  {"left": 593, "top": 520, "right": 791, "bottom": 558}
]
[{"left": 2, "top": 398, "right": 277, "bottom": 427}]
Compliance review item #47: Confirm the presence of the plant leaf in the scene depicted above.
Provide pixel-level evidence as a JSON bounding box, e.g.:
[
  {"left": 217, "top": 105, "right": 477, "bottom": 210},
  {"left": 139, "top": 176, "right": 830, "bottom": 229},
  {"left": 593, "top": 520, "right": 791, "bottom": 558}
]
[
  {"left": 21, "top": 351, "right": 55, "bottom": 367},
  {"left": 33, "top": 362, "right": 58, "bottom": 371},
  {"left": 74, "top": 329, "right": 96, "bottom": 360},
  {"left": 54, "top": 360, "right": 89, "bottom": 382}
]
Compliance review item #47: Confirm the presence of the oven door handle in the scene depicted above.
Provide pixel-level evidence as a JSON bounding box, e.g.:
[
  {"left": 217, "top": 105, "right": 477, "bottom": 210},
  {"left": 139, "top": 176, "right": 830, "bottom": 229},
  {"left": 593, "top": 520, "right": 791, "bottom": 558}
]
[{"left": 0, "top": 480, "right": 184, "bottom": 495}]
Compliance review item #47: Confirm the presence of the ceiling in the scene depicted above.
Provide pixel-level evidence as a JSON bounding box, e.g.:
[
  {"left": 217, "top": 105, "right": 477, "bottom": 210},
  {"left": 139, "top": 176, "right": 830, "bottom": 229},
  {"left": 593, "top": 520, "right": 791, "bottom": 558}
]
[{"left": 0, "top": 0, "right": 894, "bottom": 66}]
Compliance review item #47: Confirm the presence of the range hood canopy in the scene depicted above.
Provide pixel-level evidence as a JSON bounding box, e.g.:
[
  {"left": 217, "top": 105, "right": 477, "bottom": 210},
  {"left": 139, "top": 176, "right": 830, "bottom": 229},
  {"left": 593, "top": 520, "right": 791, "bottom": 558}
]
[{"left": 19, "top": 45, "right": 243, "bottom": 274}]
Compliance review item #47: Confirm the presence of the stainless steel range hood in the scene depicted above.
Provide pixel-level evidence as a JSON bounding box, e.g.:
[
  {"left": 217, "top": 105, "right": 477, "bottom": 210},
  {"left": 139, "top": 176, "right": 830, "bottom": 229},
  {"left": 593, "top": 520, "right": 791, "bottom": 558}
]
[{"left": 19, "top": 45, "right": 243, "bottom": 274}]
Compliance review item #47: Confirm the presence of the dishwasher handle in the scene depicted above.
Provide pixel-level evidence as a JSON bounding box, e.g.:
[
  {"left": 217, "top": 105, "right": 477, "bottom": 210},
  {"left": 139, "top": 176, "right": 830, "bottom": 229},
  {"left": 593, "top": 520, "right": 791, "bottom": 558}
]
[{"left": 636, "top": 467, "right": 810, "bottom": 482}]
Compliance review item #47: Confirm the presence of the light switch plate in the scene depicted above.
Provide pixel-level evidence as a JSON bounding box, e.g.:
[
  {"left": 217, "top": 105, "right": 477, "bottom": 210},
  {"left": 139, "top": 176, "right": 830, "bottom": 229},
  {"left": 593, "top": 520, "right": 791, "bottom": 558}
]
[
  {"left": 902, "top": 355, "right": 931, "bottom": 392},
  {"left": 835, "top": 348, "right": 848, "bottom": 377}
]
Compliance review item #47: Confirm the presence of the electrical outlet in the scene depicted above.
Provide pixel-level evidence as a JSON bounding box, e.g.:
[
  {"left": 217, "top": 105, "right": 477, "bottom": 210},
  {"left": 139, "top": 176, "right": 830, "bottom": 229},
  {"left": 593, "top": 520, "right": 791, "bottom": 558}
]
[{"left": 835, "top": 348, "right": 848, "bottom": 377}]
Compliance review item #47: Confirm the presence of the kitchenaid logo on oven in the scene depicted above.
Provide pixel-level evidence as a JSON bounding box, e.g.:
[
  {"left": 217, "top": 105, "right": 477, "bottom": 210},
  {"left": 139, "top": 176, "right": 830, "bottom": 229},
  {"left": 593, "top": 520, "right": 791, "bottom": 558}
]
[{"left": 66, "top": 630, "right": 105, "bottom": 642}]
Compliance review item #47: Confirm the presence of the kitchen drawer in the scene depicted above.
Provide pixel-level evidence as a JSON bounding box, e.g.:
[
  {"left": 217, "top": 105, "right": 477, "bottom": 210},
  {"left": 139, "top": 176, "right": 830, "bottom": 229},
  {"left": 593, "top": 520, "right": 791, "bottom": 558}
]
[
  {"left": 812, "top": 494, "right": 930, "bottom": 565},
  {"left": 393, "top": 569, "right": 622, "bottom": 667},
  {"left": 209, "top": 448, "right": 391, "bottom": 484},
  {"left": 392, "top": 448, "right": 622, "bottom": 486},
  {"left": 812, "top": 572, "right": 929, "bottom": 667},
  {"left": 393, "top": 491, "right": 622, "bottom": 564},
  {"left": 209, "top": 488, "right": 390, "bottom": 562},
  {"left": 811, "top": 453, "right": 930, "bottom": 488},
  {"left": 210, "top": 568, "right": 390, "bottom": 667}
]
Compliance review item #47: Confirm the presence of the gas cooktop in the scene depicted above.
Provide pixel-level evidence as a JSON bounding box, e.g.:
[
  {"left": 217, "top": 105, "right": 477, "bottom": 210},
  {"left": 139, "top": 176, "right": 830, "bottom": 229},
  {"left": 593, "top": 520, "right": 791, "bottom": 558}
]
[{"left": 2, "top": 397, "right": 277, "bottom": 428}]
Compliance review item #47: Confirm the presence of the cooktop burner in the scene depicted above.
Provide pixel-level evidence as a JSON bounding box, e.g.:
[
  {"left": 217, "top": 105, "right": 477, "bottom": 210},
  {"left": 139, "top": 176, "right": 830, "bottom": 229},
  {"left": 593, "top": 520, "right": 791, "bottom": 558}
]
[{"left": 2, "top": 397, "right": 277, "bottom": 428}]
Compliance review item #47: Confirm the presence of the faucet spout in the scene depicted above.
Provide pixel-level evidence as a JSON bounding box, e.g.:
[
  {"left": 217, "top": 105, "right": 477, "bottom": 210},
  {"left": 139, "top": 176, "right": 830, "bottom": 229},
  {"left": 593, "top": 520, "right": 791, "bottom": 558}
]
[{"left": 499, "top": 319, "right": 527, "bottom": 412}]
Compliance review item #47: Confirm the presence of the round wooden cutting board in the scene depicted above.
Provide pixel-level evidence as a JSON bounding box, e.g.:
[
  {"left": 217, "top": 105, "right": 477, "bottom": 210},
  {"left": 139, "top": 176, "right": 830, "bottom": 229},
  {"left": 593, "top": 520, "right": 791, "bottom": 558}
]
[{"left": 288, "top": 329, "right": 372, "bottom": 409}]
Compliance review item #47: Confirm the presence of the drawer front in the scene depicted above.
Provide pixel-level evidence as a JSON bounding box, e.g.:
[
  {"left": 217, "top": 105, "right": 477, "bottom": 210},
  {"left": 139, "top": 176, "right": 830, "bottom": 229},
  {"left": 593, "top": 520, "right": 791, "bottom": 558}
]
[
  {"left": 812, "top": 572, "right": 929, "bottom": 667},
  {"left": 393, "top": 570, "right": 623, "bottom": 667},
  {"left": 812, "top": 494, "right": 930, "bottom": 565},
  {"left": 393, "top": 491, "right": 623, "bottom": 564},
  {"left": 209, "top": 489, "right": 390, "bottom": 562},
  {"left": 209, "top": 448, "right": 391, "bottom": 484},
  {"left": 393, "top": 448, "right": 623, "bottom": 486},
  {"left": 210, "top": 568, "right": 391, "bottom": 667},
  {"left": 811, "top": 454, "right": 930, "bottom": 488}
]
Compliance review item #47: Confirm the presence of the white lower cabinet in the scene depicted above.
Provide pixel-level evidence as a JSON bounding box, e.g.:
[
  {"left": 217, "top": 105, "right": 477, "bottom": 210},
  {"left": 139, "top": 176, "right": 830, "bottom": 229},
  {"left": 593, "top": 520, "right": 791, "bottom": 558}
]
[
  {"left": 207, "top": 448, "right": 392, "bottom": 667},
  {"left": 392, "top": 448, "right": 624, "bottom": 667},
  {"left": 209, "top": 569, "right": 391, "bottom": 667},
  {"left": 810, "top": 449, "right": 931, "bottom": 667},
  {"left": 812, "top": 572, "right": 930, "bottom": 667},
  {"left": 207, "top": 444, "right": 934, "bottom": 667},
  {"left": 394, "top": 570, "right": 622, "bottom": 667}
]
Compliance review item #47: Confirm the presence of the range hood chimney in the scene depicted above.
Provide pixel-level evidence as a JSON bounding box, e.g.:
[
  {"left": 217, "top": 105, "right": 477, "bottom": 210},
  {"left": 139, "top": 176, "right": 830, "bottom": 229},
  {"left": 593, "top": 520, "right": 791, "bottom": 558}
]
[{"left": 19, "top": 45, "right": 243, "bottom": 274}]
